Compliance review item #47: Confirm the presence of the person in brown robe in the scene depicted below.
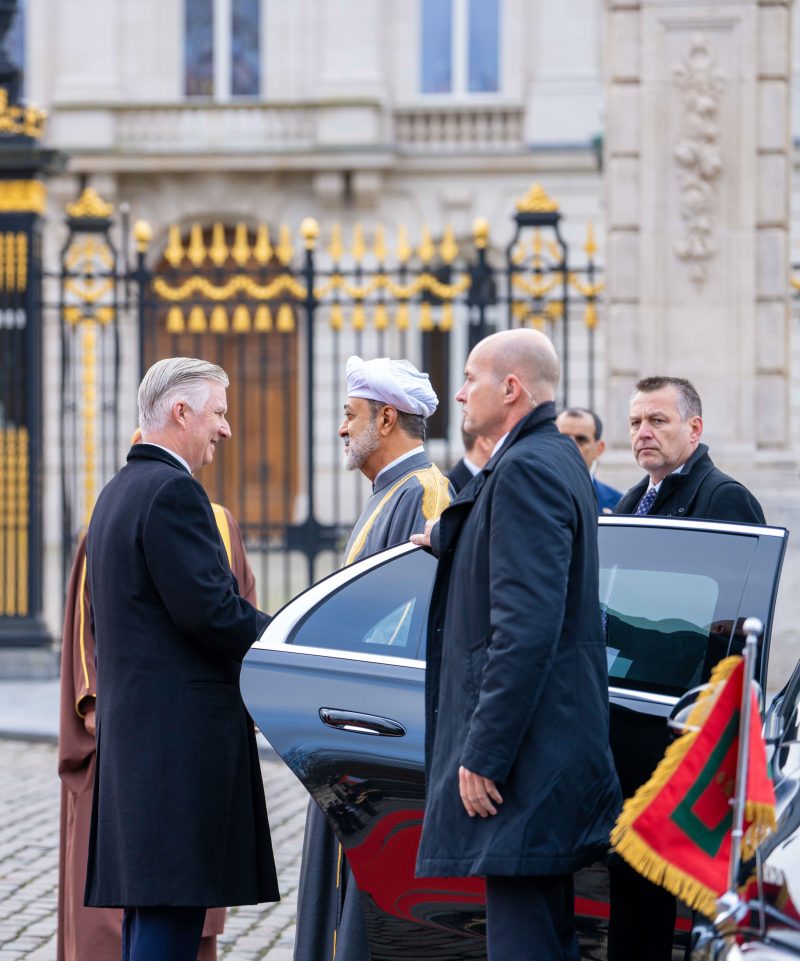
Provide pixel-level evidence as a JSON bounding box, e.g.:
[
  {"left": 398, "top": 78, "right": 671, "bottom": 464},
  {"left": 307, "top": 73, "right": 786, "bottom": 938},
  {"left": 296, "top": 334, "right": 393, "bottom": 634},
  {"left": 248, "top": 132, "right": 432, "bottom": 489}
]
[{"left": 57, "top": 502, "right": 257, "bottom": 961}]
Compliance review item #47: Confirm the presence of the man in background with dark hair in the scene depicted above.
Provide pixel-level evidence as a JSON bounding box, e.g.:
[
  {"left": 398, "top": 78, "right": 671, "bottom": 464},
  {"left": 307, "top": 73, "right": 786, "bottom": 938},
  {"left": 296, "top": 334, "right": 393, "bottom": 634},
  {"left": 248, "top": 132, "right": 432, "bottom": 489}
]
[
  {"left": 294, "top": 355, "right": 453, "bottom": 961},
  {"left": 614, "top": 376, "right": 764, "bottom": 522},
  {"left": 556, "top": 407, "right": 622, "bottom": 512},
  {"left": 608, "top": 374, "right": 764, "bottom": 961},
  {"left": 447, "top": 428, "right": 494, "bottom": 494}
]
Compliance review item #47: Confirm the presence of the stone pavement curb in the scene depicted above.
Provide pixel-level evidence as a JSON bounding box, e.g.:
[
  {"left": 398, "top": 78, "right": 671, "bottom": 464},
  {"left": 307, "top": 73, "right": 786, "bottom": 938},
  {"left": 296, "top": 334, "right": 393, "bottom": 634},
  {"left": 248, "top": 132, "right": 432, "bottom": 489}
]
[{"left": 0, "top": 739, "right": 307, "bottom": 960}]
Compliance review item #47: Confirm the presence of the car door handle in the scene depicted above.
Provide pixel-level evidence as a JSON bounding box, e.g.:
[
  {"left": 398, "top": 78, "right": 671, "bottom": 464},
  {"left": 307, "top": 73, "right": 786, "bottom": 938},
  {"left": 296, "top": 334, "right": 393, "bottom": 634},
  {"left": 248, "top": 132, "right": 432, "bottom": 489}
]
[{"left": 319, "top": 708, "right": 407, "bottom": 737}]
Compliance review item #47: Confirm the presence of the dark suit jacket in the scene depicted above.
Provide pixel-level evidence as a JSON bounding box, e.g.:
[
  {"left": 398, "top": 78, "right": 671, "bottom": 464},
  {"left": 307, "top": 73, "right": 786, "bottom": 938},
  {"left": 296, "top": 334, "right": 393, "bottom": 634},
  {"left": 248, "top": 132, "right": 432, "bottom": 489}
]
[
  {"left": 594, "top": 476, "right": 622, "bottom": 513},
  {"left": 446, "top": 458, "right": 474, "bottom": 495},
  {"left": 85, "top": 444, "right": 278, "bottom": 908},
  {"left": 417, "top": 403, "right": 621, "bottom": 878},
  {"left": 613, "top": 443, "right": 765, "bottom": 523}
]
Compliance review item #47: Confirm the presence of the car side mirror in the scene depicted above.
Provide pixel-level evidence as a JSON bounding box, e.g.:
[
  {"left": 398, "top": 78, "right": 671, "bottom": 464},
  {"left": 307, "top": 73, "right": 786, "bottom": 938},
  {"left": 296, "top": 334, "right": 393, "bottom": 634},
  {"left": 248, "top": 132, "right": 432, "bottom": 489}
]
[
  {"left": 763, "top": 694, "right": 785, "bottom": 746},
  {"left": 667, "top": 684, "right": 707, "bottom": 736},
  {"left": 669, "top": 678, "right": 765, "bottom": 739}
]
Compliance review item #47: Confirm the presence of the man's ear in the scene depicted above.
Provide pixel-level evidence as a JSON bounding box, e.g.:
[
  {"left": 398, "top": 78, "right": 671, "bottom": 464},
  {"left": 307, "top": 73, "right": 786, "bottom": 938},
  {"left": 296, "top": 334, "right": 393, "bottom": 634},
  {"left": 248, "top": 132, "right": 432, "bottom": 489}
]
[
  {"left": 596, "top": 438, "right": 606, "bottom": 458},
  {"left": 689, "top": 415, "right": 703, "bottom": 442},
  {"left": 172, "top": 400, "right": 188, "bottom": 428},
  {"left": 379, "top": 405, "right": 398, "bottom": 435}
]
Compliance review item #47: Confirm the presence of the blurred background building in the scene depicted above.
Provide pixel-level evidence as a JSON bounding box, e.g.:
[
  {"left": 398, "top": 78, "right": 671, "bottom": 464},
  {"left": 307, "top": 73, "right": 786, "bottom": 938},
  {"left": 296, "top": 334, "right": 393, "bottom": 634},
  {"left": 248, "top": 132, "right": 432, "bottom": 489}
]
[{"left": 1, "top": 0, "right": 799, "bottom": 684}]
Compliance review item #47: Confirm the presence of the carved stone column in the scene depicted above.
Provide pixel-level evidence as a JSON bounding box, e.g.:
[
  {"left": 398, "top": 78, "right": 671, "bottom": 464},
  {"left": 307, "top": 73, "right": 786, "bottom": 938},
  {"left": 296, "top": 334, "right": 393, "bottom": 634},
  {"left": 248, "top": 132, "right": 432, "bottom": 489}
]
[{"left": 604, "top": 0, "right": 798, "bottom": 683}]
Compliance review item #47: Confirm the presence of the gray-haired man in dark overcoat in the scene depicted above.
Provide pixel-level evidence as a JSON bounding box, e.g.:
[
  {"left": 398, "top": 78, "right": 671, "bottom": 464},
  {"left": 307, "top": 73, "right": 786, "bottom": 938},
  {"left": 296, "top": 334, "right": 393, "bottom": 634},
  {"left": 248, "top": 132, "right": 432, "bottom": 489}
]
[
  {"left": 412, "top": 329, "right": 621, "bottom": 961},
  {"left": 85, "top": 357, "right": 279, "bottom": 961}
]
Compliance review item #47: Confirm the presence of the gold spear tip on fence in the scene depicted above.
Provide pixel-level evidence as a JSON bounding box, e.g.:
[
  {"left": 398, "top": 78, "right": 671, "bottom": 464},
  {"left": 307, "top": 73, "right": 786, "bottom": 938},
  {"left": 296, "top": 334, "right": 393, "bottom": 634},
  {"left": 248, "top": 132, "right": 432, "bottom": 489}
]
[
  {"left": 472, "top": 217, "right": 490, "bottom": 249},
  {"left": 133, "top": 220, "right": 152, "bottom": 253},
  {"left": 300, "top": 217, "right": 320, "bottom": 250}
]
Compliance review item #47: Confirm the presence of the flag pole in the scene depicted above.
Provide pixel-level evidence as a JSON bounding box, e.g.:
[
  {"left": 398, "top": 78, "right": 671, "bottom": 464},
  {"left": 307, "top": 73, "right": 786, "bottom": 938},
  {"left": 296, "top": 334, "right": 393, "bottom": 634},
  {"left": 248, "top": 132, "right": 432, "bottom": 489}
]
[{"left": 728, "top": 617, "right": 762, "bottom": 892}]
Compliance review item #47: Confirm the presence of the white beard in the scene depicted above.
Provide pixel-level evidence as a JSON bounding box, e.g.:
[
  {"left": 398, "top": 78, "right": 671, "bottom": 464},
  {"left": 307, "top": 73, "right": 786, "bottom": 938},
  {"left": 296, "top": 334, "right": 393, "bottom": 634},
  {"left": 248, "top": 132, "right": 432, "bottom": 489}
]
[{"left": 343, "top": 418, "right": 381, "bottom": 471}]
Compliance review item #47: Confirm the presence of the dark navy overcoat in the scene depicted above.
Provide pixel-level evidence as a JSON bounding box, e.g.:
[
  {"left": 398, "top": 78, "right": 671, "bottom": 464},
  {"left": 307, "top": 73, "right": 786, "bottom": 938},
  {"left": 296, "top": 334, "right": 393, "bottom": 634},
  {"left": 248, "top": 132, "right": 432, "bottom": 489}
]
[
  {"left": 416, "top": 403, "right": 621, "bottom": 878},
  {"left": 84, "top": 444, "right": 278, "bottom": 908}
]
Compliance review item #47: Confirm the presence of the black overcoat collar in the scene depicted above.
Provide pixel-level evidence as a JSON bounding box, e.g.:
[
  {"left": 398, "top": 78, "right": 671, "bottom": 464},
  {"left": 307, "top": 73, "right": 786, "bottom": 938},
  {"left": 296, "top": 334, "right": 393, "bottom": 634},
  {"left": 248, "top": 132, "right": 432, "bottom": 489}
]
[
  {"left": 616, "top": 443, "right": 713, "bottom": 514},
  {"left": 127, "top": 443, "right": 191, "bottom": 473},
  {"left": 452, "top": 400, "right": 557, "bottom": 506},
  {"left": 436, "top": 402, "right": 557, "bottom": 553}
]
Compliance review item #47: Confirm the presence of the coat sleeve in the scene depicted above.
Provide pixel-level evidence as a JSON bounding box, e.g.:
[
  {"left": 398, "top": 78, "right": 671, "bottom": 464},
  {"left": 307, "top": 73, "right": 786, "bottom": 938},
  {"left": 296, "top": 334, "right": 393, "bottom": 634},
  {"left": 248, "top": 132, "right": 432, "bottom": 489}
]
[
  {"left": 460, "top": 456, "right": 576, "bottom": 783},
  {"left": 143, "top": 474, "right": 268, "bottom": 661},
  {"left": 707, "top": 482, "right": 766, "bottom": 524}
]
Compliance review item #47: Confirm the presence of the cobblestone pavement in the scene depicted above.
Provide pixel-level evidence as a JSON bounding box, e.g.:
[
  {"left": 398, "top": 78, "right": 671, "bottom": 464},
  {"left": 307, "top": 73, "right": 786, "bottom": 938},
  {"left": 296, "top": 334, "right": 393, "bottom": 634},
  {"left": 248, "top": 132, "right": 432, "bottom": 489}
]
[{"left": 0, "top": 739, "right": 308, "bottom": 961}]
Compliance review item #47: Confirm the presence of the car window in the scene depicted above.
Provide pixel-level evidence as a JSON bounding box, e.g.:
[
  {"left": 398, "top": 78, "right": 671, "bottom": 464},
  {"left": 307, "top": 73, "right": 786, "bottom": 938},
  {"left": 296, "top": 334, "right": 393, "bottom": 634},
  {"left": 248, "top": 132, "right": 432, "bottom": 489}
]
[
  {"left": 288, "top": 549, "right": 436, "bottom": 659},
  {"left": 600, "top": 527, "right": 760, "bottom": 697}
]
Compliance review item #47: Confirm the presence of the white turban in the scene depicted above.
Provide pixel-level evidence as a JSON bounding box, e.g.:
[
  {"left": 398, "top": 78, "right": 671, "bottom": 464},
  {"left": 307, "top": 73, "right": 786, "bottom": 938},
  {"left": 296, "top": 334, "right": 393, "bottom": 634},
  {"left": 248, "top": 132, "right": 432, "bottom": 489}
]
[{"left": 345, "top": 356, "right": 439, "bottom": 418}]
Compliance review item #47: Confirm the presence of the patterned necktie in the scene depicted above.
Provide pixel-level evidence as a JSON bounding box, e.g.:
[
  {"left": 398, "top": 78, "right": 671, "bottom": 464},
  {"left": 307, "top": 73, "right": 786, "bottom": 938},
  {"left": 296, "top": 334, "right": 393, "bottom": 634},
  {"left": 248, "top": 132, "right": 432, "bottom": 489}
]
[{"left": 634, "top": 486, "right": 658, "bottom": 516}]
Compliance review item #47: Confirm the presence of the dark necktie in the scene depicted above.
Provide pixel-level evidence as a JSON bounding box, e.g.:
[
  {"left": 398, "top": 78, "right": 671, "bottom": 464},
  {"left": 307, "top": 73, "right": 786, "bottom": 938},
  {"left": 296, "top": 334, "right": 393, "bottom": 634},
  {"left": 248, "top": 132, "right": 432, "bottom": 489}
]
[{"left": 635, "top": 486, "right": 658, "bottom": 516}]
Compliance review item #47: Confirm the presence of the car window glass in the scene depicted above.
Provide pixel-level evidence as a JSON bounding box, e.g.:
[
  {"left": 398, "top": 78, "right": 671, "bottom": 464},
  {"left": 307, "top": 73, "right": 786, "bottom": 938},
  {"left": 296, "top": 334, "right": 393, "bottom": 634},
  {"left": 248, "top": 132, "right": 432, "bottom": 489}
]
[
  {"left": 288, "top": 550, "right": 436, "bottom": 659},
  {"left": 600, "top": 527, "right": 759, "bottom": 697}
]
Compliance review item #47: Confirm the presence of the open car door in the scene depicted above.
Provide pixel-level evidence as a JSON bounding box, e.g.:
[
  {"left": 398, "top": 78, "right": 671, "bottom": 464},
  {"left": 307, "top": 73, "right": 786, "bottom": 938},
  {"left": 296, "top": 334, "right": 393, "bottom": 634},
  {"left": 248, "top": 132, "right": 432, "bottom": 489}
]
[{"left": 241, "top": 517, "right": 787, "bottom": 961}]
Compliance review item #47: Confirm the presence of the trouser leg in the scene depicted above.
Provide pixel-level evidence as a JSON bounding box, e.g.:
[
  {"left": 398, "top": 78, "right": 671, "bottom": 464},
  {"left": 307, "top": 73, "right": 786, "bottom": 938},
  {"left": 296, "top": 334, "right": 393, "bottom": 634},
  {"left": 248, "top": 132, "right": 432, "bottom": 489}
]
[
  {"left": 122, "top": 906, "right": 206, "bottom": 961},
  {"left": 607, "top": 858, "right": 676, "bottom": 961},
  {"left": 485, "top": 874, "right": 580, "bottom": 961}
]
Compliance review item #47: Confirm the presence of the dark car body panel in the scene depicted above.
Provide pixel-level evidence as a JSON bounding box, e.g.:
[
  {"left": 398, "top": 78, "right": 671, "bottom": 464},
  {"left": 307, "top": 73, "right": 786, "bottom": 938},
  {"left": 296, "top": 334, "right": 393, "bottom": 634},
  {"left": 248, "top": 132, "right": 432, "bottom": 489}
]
[{"left": 241, "top": 517, "right": 788, "bottom": 961}]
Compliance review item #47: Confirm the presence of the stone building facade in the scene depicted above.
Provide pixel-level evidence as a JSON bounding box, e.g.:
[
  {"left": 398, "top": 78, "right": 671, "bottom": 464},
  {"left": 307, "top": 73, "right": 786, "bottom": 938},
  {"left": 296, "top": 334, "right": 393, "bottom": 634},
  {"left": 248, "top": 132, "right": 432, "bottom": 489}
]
[{"left": 6, "top": 0, "right": 800, "bottom": 682}]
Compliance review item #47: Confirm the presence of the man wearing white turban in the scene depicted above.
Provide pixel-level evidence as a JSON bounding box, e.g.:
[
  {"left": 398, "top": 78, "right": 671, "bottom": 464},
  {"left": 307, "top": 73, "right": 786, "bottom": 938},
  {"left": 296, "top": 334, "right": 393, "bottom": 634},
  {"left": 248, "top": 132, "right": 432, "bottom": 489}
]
[{"left": 293, "top": 355, "right": 452, "bottom": 961}]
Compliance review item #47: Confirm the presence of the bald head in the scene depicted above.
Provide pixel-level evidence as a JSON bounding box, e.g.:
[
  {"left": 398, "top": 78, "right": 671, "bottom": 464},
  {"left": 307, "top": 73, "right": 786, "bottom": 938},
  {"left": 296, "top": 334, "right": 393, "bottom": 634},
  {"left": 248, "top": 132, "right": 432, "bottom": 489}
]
[
  {"left": 475, "top": 329, "right": 560, "bottom": 402},
  {"left": 456, "top": 329, "right": 560, "bottom": 442}
]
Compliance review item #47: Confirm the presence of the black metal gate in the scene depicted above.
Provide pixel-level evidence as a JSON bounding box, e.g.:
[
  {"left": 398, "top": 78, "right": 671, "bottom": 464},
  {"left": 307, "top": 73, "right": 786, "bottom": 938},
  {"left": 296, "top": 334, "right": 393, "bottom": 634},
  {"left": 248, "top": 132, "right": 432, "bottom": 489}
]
[
  {"left": 0, "top": 53, "right": 63, "bottom": 648},
  {"left": 56, "top": 182, "right": 603, "bottom": 611}
]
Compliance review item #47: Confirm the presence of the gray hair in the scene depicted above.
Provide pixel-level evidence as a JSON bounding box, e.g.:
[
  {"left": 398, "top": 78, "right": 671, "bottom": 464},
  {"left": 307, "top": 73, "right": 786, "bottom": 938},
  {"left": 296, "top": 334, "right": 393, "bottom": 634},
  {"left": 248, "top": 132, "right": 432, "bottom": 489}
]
[
  {"left": 366, "top": 399, "right": 427, "bottom": 441},
  {"left": 138, "top": 358, "right": 229, "bottom": 432},
  {"left": 633, "top": 376, "right": 702, "bottom": 420}
]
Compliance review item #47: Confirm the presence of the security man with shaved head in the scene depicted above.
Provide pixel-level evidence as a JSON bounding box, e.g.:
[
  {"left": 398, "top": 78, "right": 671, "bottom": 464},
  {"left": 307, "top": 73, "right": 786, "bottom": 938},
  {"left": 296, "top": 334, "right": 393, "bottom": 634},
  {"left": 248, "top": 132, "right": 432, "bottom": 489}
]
[
  {"left": 294, "top": 355, "right": 452, "bottom": 961},
  {"left": 412, "top": 329, "right": 620, "bottom": 961}
]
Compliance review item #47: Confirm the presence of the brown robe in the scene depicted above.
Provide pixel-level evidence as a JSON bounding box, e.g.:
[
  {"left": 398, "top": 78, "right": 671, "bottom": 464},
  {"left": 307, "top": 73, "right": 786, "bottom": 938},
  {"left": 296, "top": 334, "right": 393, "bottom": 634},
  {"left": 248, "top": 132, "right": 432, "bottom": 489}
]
[{"left": 57, "top": 504, "right": 257, "bottom": 961}]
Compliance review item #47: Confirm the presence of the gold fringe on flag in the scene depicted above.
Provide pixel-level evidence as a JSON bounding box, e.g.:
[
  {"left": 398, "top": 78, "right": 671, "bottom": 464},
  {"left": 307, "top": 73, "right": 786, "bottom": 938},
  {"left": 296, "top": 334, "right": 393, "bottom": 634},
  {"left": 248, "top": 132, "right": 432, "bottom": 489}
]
[{"left": 610, "top": 656, "right": 743, "bottom": 919}]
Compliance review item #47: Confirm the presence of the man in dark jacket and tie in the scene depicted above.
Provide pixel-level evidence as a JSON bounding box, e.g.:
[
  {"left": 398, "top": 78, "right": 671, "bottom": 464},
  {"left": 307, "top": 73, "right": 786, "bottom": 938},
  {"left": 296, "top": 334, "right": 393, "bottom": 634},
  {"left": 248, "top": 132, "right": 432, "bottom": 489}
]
[
  {"left": 614, "top": 376, "right": 764, "bottom": 523},
  {"left": 412, "top": 329, "right": 621, "bottom": 961},
  {"left": 609, "top": 375, "right": 764, "bottom": 961},
  {"left": 85, "top": 357, "right": 279, "bottom": 961}
]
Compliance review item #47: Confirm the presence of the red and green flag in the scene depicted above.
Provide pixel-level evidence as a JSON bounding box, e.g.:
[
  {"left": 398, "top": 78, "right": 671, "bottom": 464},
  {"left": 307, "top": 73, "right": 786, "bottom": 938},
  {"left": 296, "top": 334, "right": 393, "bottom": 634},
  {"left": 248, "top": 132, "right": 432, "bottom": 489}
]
[{"left": 611, "top": 655, "right": 776, "bottom": 918}]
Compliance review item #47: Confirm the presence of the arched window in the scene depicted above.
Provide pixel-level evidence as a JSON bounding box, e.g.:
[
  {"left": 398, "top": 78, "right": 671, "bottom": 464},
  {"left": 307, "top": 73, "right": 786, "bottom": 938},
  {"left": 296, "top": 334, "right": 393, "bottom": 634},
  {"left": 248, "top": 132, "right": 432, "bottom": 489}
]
[{"left": 185, "top": 0, "right": 261, "bottom": 100}]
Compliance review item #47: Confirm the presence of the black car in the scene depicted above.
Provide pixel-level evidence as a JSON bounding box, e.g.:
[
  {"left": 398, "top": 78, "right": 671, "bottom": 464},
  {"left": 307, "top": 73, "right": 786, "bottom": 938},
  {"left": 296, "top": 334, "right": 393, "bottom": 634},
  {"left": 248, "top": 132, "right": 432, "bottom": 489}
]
[{"left": 241, "top": 516, "right": 788, "bottom": 961}]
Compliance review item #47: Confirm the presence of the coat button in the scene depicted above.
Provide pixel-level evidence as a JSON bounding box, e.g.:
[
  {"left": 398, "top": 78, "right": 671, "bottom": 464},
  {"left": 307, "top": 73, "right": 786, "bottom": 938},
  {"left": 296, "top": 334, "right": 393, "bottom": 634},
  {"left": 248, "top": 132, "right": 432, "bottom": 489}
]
[{"left": 678, "top": 507, "right": 685, "bottom": 513}]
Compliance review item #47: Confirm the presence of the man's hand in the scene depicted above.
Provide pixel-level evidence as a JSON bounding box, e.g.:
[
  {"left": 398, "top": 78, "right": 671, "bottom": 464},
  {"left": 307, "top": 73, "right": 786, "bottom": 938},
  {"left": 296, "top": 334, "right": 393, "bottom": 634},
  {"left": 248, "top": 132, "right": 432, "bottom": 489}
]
[
  {"left": 83, "top": 705, "right": 96, "bottom": 737},
  {"left": 410, "top": 518, "right": 438, "bottom": 548},
  {"left": 459, "top": 765, "right": 503, "bottom": 818}
]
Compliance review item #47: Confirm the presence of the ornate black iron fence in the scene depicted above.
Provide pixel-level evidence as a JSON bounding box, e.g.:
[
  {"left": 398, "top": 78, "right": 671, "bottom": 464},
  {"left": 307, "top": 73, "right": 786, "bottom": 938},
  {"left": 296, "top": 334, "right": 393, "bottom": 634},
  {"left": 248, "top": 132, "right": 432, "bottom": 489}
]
[
  {"left": 54, "top": 182, "right": 604, "bottom": 610},
  {"left": 0, "top": 45, "right": 63, "bottom": 648}
]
